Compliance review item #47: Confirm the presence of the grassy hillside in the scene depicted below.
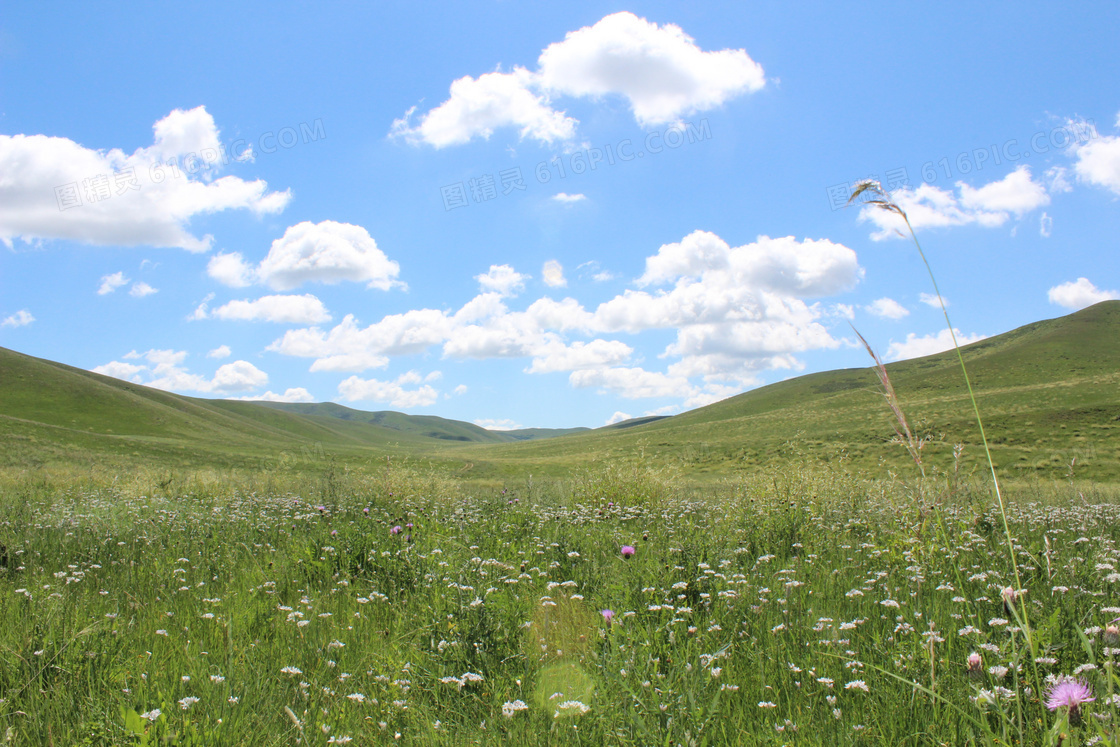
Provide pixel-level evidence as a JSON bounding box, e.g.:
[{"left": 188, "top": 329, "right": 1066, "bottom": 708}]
[
  {"left": 0, "top": 349, "right": 458, "bottom": 471},
  {"left": 450, "top": 301, "right": 1120, "bottom": 482},
  {"left": 2, "top": 301, "right": 1118, "bottom": 481}
]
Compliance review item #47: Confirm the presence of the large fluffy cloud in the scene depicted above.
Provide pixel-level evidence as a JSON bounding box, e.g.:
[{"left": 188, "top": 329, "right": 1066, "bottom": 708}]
[
  {"left": 207, "top": 221, "right": 403, "bottom": 294},
  {"left": 392, "top": 12, "right": 765, "bottom": 147},
  {"left": 536, "top": 11, "right": 765, "bottom": 127},
  {"left": 93, "top": 349, "right": 269, "bottom": 394},
  {"left": 0, "top": 106, "right": 290, "bottom": 251},
  {"left": 258, "top": 221, "right": 402, "bottom": 291}
]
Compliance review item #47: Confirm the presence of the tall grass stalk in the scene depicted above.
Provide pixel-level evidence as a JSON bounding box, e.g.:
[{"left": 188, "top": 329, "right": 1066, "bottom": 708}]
[{"left": 849, "top": 180, "right": 1044, "bottom": 721}]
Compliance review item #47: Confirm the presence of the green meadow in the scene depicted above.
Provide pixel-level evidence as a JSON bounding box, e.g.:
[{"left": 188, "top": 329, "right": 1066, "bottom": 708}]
[{"left": 1, "top": 302, "right": 1119, "bottom": 744}]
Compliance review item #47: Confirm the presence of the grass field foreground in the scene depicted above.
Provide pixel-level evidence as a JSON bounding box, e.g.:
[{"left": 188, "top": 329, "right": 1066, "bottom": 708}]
[{"left": 1, "top": 465, "right": 1120, "bottom": 744}]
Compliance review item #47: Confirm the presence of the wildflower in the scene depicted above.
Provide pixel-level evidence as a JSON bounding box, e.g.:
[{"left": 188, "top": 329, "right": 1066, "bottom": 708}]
[
  {"left": 554, "top": 700, "right": 590, "bottom": 717},
  {"left": 390, "top": 526, "right": 401, "bottom": 535},
  {"left": 966, "top": 652, "right": 983, "bottom": 680},
  {"left": 1104, "top": 625, "right": 1120, "bottom": 645},
  {"left": 347, "top": 693, "right": 366, "bottom": 702},
  {"left": 845, "top": 680, "right": 869, "bottom": 693},
  {"left": 178, "top": 696, "right": 200, "bottom": 710},
  {"left": 621, "top": 545, "right": 636, "bottom": 559},
  {"left": 281, "top": 666, "right": 303, "bottom": 676},
  {"left": 140, "top": 709, "right": 161, "bottom": 721},
  {"left": 758, "top": 701, "right": 777, "bottom": 708},
  {"left": 502, "top": 700, "right": 529, "bottom": 718},
  {"left": 1046, "top": 679, "right": 1094, "bottom": 726},
  {"left": 601, "top": 609, "right": 614, "bottom": 625}
]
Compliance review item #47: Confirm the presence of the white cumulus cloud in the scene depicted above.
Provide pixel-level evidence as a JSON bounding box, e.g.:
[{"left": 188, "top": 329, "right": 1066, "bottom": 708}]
[
  {"left": 1048, "top": 277, "right": 1120, "bottom": 310},
  {"left": 0, "top": 106, "right": 290, "bottom": 252},
  {"left": 209, "top": 294, "right": 331, "bottom": 324},
  {"left": 860, "top": 166, "right": 1050, "bottom": 241},
  {"left": 207, "top": 252, "right": 256, "bottom": 287},
  {"left": 476, "top": 264, "right": 529, "bottom": 297},
  {"left": 1, "top": 309, "right": 34, "bottom": 328},
  {"left": 98, "top": 272, "right": 129, "bottom": 295},
  {"left": 536, "top": 11, "right": 766, "bottom": 127},
  {"left": 864, "top": 297, "right": 909, "bottom": 320},
  {"left": 337, "top": 371, "right": 440, "bottom": 409},
  {"left": 129, "top": 282, "right": 158, "bottom": 298},
  {"left": 1072, "top": 117, "right": 1120, "bottom": 195},
  {"left": 93, "top": 349, "right": 269, "bottom": 394},
  {"left": 886, "top": 329, "right": 987, "bottom": 362},
  {"left": 390, "top": 68, "right": 577, "bottom": 148},
  {"left": 391, "top": 11, "right": 765, "bottom": 147},
  {"left": 267, "top": 229, "right": 863, "bottom": 406},
  {"left": 256, "top": 221, "right": 402, "bottom": 291}
]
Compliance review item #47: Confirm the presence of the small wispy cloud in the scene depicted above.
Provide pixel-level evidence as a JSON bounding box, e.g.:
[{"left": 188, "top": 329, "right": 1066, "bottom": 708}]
[
  {"left": 1, "top": 309, "right": 34, "bottom": 328},
  {"left": 551, "top": 192, "right": 586, "bottom": 204}
]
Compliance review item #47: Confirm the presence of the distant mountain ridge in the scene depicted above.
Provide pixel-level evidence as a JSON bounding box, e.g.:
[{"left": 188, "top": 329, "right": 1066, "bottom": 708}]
[
  {"left": 1, "top": 301, "right": 1118, "bottom": 479},
  {"left": 253, "top": 401, "right": 589, "bottom": 443}
]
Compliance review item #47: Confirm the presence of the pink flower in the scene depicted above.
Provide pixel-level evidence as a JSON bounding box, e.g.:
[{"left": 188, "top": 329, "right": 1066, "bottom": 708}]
[
  {"left": 390, "top": 525, "right": 402, "bottom": 535},
  {"left": 1046, "top": 679, "right": 1094, "bottom": 725},
  {"left": 601, "top": 609, "right": 614, "bottom": 624},
  {"left": 621, "top": 545, "right": 636, "bottom": 559}
]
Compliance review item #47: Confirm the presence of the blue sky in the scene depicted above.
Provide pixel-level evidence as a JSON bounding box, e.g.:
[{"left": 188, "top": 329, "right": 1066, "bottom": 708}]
[{"left": 2, "top": 2, "right": 1119, "bottom": 429}]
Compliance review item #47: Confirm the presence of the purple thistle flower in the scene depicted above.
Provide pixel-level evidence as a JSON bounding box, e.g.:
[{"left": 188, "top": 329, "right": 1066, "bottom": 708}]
[
  {"left": 601, "top": 609, "right": 614, "bottom": 624},
  {"left": 621, "top": 545, "right": 636, "bottom": 559},
  {"left": 390, "top": 525, "right": 402, "bottom": 535},
  {"left": 1046, "top": 679, "right": 1094, "bottom": 725}
]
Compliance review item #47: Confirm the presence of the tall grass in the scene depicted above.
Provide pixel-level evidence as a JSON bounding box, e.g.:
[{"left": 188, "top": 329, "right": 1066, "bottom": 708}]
[{"left": 848, "top": 180, "right": 1088, "bottom": 743}]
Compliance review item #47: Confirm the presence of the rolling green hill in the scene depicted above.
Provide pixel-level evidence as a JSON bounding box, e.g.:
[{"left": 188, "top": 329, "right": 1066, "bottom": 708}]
[
  {"left": 2, "top": 301, "right": 1118, "bottom": 481},
  {"left": 449, "top": 301, "right": 1120, "bottom": 481},
  {"left": 255, "top": 401, "right": 589, "bottom": 443},
  {"left": 0, "top": 349, "right": 454, "bottom": 471}
]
